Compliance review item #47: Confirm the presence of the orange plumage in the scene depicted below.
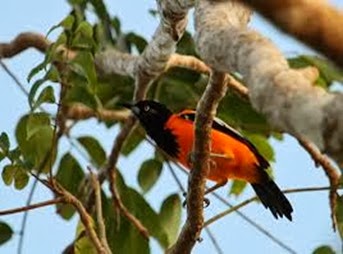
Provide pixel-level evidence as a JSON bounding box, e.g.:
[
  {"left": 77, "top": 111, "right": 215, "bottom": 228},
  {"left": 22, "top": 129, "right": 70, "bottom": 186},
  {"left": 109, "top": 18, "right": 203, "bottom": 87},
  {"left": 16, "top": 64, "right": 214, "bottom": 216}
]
[
  {"left": 123, "top": 100, "right": 293, "bottom": 220},
  {"left": 166, "top": 111, "right": 263, "bottom": 184}
]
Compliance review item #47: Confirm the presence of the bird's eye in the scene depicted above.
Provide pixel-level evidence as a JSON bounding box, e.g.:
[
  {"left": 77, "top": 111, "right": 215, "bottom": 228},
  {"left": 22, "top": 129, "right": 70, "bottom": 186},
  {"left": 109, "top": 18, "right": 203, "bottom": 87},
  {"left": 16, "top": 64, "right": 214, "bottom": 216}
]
[{"left": 143, "top": 105, "right": 150, "bottom": 112}]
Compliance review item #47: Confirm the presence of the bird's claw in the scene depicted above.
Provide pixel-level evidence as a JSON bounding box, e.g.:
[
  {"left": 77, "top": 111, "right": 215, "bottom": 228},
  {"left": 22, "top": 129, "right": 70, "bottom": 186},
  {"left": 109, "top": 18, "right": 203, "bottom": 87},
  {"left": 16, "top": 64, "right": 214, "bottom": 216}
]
[{"left": 182, "top": 193, "right": 211, "bottom": 208}]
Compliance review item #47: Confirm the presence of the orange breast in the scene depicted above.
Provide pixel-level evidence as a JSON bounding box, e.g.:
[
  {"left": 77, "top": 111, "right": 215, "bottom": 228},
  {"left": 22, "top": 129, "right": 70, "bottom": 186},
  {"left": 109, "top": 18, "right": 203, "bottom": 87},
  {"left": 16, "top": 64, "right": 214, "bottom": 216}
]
[{"left": 165, "top": 115, "right": 263, "bottom": 184}]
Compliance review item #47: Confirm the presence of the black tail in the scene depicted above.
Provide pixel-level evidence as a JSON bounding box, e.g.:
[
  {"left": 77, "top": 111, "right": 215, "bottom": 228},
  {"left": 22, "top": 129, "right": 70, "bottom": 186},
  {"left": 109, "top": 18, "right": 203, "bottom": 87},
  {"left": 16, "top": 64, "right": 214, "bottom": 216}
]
[{"left": 251, "top": 180, "right": 293, "bottom": 221}]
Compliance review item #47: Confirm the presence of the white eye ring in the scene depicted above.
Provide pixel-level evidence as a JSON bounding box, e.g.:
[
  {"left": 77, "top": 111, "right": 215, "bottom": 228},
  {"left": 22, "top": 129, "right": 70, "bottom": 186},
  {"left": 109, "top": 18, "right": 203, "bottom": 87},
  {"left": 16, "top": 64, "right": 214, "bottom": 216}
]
[{"left": 143, "top": 105, "right": 150, "bottom": 112}]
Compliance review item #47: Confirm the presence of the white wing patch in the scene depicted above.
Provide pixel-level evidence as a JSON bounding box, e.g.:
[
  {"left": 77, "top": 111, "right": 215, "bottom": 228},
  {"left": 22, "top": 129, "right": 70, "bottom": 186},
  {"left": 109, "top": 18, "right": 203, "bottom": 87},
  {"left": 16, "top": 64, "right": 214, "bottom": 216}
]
[{"left": 212, "top": 116, "right": 245, "bottom": 138}]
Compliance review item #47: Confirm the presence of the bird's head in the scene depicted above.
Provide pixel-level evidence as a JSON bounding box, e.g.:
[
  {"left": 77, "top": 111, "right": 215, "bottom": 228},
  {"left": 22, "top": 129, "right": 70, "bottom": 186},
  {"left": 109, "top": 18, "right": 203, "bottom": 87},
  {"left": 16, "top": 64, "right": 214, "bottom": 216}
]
[{"left": 121, "top": 100, "right": 172, "bottom": 132}]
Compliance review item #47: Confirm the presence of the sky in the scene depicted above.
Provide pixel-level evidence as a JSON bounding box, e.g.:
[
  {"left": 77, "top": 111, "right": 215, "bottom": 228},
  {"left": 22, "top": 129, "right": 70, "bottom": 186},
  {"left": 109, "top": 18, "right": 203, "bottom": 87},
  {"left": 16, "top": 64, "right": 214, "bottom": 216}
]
[{"left": 0, "top": 1, "right": 342, "bottom": 254}]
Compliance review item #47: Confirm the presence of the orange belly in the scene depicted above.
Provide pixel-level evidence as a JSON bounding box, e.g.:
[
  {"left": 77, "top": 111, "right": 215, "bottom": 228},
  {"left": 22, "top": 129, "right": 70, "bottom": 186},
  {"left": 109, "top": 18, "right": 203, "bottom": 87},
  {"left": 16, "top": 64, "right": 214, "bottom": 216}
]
[{"left": 165, "top": 115, "right": 263, "bottom": 184}]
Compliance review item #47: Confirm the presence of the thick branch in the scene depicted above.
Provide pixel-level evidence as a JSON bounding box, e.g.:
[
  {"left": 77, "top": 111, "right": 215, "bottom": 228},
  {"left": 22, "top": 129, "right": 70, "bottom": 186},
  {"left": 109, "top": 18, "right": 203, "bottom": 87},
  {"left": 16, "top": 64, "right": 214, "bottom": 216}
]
[
  {"left": 169, "top": 71, "right": 227, "bottom": 253},
  {"left": 104, "top": 0, "right": 192, "bottom": 243},
  {"left": 0, "top": 32, "right": 49, "bottom": 58},
  {"left": 235, "top": 0, "right": 343, "bottom": 68},
  {"left": 195, "top": 0, "right": 343, "bottom": 167}
]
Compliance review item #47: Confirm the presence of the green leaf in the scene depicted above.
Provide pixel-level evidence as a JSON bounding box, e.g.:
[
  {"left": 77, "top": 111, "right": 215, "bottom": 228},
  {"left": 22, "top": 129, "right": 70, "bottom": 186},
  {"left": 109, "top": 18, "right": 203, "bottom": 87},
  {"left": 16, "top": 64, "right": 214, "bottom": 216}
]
[
  {"left": 72, "top": 21, "right": 94, "bottom": 50},
  {"left": 28, "top": 78, "right": 47, "bottom": 108},
  {"left": 313, "top": 245, "right": 336, "bottom": 254},
  {"left": 230, "top": 180, "right": 247, "bottom": 197},
  {"left": 27, "top": 61, "right": 48, "bottom": 83},
  {"left": 32, "top": 86, "right": 56, "bottom": 110},
  {"left": 64, "top": 85, "right": 98, "bottom": 110},
  {"left": 7, "top": 147, "right": 21, "bottom": 162},
  {"left": 77, "top": 136, "right": 106, "bottom": 168},
  {"left": 288, "top": 55, "right": 343, "bottom": 87},
  {"left": 159, "top": 194, "right": 182, "bottom": 247},
  {"left": 55, "top": 153, "right": 85, "bottom": 220},
  {"left": 244, "top": 133, "right": 275, "bottom": 162},
  {"left": 219, "top": 92, "right": 270, "bottom": 134},
  {"left": 336, "top": 195, "right": 343, "bottom": 240},
  {"left": 0, "top": 221, "right": 13, "bottom": 245},
  {"left": 125, "top": 32, "right": 147, "bottom": 53},
  {"left": 138, "top": 159, "right": 163, "bottom": 193},
  {"left": 46, "top": 15, "right": 75, "bottom": 37},
  {"left": 89, "top": 0, "right": 113, "bottom": 43},
  {"left": 0, "top": 132, "right": 10, "bottom": 153},
  {"left": 2, "top": 165, "right": 16, "bottom": 185},
  {"left": 111, "top": 16, "right": 121, "bottom": 36},
  {"left": 14, "top": 168, "right": 29, "bottom": 190},
  {"left": 71, "top": 52, "right": 97, "bottom": 92},
  {"left": 121, "top": 127, "right": 145, "bottom": 156},
  {"left": 1, "top": 165, "right": 29, "bottom": 189},
  {"left": 177, "top": 31, "right": 197, "bottom": 56},
  {"left": 104, "top": 171, "right": 168, "bottom": 251},
  {"left": 74, "top": 219, "right": 97, "bottom": 254},
  {"left": 16, "top": 113, "right": 55, "bottom": 172}
]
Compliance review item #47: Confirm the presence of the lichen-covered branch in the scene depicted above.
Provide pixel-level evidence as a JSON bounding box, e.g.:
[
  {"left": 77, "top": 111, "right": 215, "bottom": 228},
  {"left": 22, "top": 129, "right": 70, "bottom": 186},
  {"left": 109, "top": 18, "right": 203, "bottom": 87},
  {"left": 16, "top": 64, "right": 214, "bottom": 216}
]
[
  {"left": 194, "top": 0, "right": 343, "bottom": 167},
  {"left": 235, "top": 0, "right": 343, "bottom": 68},
  {"left": 104, "top": 0, "right": 193, "bottom": 243},
  {"left": 169, "top": 71, "right": 227, "bottom": 253}
]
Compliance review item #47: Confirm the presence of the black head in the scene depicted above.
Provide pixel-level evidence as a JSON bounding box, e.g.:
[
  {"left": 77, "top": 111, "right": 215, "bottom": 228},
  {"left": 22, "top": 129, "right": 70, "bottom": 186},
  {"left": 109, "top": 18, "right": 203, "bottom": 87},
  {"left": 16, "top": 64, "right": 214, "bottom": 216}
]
[
  {"left": 122, "top": 100, "right": 179, "bottom": 157},
  {"left": 122, "top": 100, "right": 172, "bottom": 131}
]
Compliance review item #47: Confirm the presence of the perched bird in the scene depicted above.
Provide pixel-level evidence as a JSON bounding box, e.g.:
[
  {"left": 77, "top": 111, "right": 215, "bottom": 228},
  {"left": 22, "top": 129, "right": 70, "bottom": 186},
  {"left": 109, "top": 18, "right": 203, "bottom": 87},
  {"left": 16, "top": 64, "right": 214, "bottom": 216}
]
[{"left": 123, "top": 100, "right": 293, "bottom": 220}]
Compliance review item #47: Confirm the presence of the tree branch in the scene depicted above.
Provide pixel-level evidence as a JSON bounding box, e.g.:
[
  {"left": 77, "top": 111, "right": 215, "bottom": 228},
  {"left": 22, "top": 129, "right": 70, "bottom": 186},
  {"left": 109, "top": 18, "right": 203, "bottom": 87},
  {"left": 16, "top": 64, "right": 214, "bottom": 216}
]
[
  {"left": 50, "top": 182, "right": 107, "bottom": 254},
  {"left": 103, "top": 0, "right": 192, "bottom": 243},
  {"left": 235, "top": 0, "right": 343, "bottom": 68},
  {"left": 0, "top": 198, "right": 63, "bottom": 216},
  {"left": 89, "top": 170, "right": 112, "bottom": 254},
  {"left": 169, "top": 71, "right": 227, "bottom": 253},
  {"left": 0, "top": 32, "right": 49, "bottom": 58},
  {"left": 65, "top": 104, "right": 130, "bottom": 121},
  {"left": 194, "top": 0, "right": 343, "bottom": 167},
  {"left": 297, "top": 136, "right": 341, "bottom": 230},
  {"left": 204, "top": 185, "right": 343, "bottom": 228}
]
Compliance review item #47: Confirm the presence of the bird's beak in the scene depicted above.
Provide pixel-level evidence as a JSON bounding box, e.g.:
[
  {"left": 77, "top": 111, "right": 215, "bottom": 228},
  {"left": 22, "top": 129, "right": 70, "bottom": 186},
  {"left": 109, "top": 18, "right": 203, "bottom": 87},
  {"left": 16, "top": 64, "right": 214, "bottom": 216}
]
[{"left": 120, "top": 102, "right": 140, "bottom": 115}]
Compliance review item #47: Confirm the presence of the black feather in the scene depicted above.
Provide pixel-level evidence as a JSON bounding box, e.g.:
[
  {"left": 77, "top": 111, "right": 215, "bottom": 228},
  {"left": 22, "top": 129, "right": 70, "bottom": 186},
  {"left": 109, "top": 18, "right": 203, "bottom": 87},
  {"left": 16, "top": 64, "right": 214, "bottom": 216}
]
[{"left": 251, "top": 179, "right": 293, "bottom": 221}]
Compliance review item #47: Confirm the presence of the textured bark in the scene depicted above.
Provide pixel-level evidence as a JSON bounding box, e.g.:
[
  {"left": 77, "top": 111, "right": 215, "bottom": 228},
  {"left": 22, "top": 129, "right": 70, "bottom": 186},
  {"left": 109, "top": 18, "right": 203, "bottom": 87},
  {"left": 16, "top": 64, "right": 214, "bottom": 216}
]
[
  {"left": 168, "top": 72, "right": 227, "bottom": 254},
  {"left": 235, "top": 0, "right": 343, "bottom": 68},
  {"left": 194, "top": 0, "right": 343, "bottom": 167}
]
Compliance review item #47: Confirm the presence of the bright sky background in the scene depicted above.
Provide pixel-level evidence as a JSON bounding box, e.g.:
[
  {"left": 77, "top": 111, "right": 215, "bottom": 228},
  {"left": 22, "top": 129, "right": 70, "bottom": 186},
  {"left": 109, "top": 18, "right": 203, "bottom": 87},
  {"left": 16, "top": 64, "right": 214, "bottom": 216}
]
[{"left": 1, "top": 1, "right": 342, "bottom": 254}]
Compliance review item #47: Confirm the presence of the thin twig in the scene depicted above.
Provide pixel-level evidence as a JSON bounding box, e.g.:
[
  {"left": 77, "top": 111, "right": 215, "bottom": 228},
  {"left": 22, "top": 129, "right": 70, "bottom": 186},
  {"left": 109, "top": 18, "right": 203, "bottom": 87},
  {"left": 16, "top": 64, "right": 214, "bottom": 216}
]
[
  {"left": 205, "top": 185, "right": 341, "bottom": 228},
  {"left": 0, "top": 59, "right": 29, "bottom": 96},
  {"left": 51, "top": 182, "right": 106, "bottom": 254},
  {"left": 204, "top": 227, "right": 224, "bottom": 254},
  {"left": 297, "top": 136, "right": 341, "bottom": 230},
  {"left": 166, "top": 160, "right": 186, "bottom": 194},
  {"left": 0, "top": 198, "right": 63, "bottom": 216},
  {"left": 210, "top": 191, "right": 297, "bottom": 254},
  {"left": 89, "top": 169, "right": 112, "bottom": 254},
  {"left": 104, "top": 117, "right": 150, "bottom": 239}
]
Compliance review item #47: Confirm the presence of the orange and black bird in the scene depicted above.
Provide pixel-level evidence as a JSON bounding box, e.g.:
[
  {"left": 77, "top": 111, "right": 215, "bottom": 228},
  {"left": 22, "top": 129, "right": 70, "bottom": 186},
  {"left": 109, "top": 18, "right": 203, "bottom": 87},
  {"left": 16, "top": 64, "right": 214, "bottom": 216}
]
[{"left": 123, "top": 100, "right": 293, "bottom": 220}]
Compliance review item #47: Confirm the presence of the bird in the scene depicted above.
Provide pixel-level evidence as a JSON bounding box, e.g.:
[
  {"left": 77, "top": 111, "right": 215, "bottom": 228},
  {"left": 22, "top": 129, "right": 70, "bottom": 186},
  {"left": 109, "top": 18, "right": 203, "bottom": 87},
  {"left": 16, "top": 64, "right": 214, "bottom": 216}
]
[{"left": 122, "top": 100, "right": 293, "bottom": 221}]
